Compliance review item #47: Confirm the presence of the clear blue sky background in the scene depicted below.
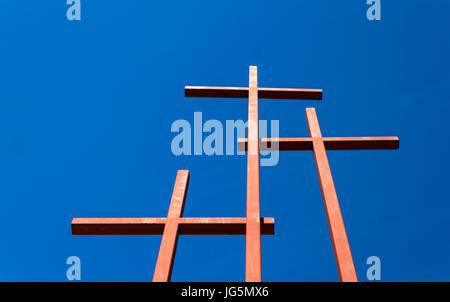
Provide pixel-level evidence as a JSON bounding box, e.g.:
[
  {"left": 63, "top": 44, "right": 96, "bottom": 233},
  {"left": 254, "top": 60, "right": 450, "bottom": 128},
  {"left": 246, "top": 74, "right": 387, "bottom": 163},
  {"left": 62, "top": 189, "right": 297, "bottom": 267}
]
[{"left": 0, "top": 1, "right": 449, "bottom": 282}]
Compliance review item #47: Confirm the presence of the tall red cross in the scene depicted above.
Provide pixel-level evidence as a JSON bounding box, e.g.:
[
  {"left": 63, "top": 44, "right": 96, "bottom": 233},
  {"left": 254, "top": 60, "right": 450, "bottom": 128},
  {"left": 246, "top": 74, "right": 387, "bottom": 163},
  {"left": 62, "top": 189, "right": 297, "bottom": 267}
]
[
  {"left": 185, "top": 66, "right": 322, "bottom": 281},
  {"left": 238, "top": 107, "right": 399, "bottom": 281},
  {"left": 72, "top": 170, "right": 275, "bottom": 281}
]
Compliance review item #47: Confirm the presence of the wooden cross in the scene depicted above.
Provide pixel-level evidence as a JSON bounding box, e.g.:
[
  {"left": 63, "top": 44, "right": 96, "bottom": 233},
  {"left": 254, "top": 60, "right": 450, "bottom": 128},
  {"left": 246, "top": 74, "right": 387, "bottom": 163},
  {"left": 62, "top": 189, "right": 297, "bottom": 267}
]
[
  {"left": 238, "top": 107, "right": 399, "bottom": 282},
  {"left": 71, "top": 170, "right": 275, "bottom": 282},
  {"left": 185, "top": 66, "right": 322, "bottom": 281}
]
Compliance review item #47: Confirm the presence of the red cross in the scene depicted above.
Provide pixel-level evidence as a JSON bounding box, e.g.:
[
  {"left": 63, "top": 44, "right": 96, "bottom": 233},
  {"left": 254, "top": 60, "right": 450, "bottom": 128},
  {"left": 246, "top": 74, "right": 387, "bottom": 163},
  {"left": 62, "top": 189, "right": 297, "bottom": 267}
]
[
  {"left": 238, "top": 107, "right": 399, "bottom": 281},
  {"left": 72, "top": 170, "right": 275, "bottom": 281},
  {"left": 185, "top": 66, "right": 322, "bottom": 281}
]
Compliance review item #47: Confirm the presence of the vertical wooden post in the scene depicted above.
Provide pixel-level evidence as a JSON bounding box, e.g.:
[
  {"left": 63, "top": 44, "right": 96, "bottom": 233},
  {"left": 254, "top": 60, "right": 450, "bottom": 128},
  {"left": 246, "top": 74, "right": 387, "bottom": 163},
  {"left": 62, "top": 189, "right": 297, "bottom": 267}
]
[
  {"left": 246, "top": 66, "right": 262, "bottom": 282},
  {"left": 152, "top": 170, "right": 190, "bottom": 282},
  {"left": 306, "top": 108, "right": 357, "bottom": 282}
]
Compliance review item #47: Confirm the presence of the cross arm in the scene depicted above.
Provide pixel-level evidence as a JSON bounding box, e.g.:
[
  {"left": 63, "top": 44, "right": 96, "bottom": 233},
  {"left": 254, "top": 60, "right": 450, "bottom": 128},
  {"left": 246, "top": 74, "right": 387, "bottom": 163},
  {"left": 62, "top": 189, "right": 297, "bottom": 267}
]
[
  {"left": 71, "top": 217, "right": 275, "bottom": 235},
  {"left": 185, "top": 86, "right": 323, "bottom": 100},
  {"left": 238, "top": 137, "right": 400, "bottom": 151}
]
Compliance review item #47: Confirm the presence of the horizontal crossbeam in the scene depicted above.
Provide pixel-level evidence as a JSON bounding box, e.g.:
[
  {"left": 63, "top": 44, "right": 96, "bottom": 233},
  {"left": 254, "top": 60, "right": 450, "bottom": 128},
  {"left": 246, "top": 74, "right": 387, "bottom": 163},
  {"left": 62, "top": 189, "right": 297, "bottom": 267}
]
[
  {"left": 237, "top": 137, "right": 400, "bottom": 151},
  {"left": 185, "top": 86, "right": 323, "bottom": 100},
  {"left": 71, "top": 217, "right": 275, "bottom": 235}
]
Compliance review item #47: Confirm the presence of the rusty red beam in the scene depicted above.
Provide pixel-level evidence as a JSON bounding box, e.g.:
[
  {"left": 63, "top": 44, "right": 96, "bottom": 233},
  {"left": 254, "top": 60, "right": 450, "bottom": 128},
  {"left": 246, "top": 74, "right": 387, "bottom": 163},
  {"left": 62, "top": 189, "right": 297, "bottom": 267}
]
[
  {"left": 185, "top": 86, "right": 323, "bottom": 100},
  {"left": 246, "top": 66, "right": 262, "bottom": 282},
  {"left": 153, "top": 170, "right": 190, "bottom": 282},
  {"left": 305, "top": 108, "right": 358, "bottom": 282},
  {"left": 185, "top": 67, "right": 322, "bottom": 282},
  {"left": 237, "top": 137, "right": 400, "bottom": 151},
  {"left": 71, "top": 217, "right": 275, "bottom": 235},
  {"left": 238, "top": 108, "right": 399, "bottom": 282},
  {"left": 72, "top": 169, "right": 276, "bottom": 282}
]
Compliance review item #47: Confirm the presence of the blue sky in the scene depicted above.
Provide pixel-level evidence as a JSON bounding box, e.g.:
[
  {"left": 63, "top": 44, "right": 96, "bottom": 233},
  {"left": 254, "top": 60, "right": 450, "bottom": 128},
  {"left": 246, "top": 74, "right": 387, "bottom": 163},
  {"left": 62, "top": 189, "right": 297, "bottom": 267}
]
[{"left": 0, "top": 1, "right": 449, "bottom": 281}]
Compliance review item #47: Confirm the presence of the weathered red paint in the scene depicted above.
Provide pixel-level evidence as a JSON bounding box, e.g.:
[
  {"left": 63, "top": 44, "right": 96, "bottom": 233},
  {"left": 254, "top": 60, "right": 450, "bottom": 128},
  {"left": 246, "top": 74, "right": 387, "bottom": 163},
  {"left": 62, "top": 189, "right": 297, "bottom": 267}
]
[
  {"left": 71, "top": 66, "right": 399, "bottom": 282},
  {"left": 246, "top": 66, "right": 262, "bottom": 282},
  {"left": 237, "top": 137, "right": 399, "bottom": 151},
  {"left": 71, "top": 170, "right": 275, "bottom": 282},
  {"left": 305, "top": 108, "right": 358, "bottom": 282},
  {"left": 185, "top": 86, "right": 323, "bottom": 100},
  {"left": 185, "top": 67, "right": 322, "bottom": 282},
  {"left": 72, "top": 217, "right": 275, "bottom": 235},
  {"left": 238, "top": 107, "right": 399, "bottom": 282},
  {"left": 152, "top": 170, "right": 189, "bottom": 282}
]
